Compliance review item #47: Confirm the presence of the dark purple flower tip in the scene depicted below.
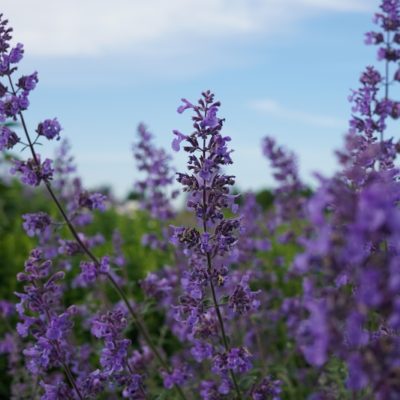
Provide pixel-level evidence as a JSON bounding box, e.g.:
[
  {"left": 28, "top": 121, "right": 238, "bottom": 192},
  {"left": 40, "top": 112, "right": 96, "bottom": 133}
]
[
  {"left": 172, "top": 129, "right": 187, "bottom": 152},
  {"left": 36, "top": 118, "right": 62, "bottom": 140},
  {"left": 22, "top": 212, "right": 52, "bottom": 237},
  {"left": 0, "top": 125, "right": 19, "bottom": 150},
  {"left": 177, "top": 98, "right": 194, "bottom": 113}
]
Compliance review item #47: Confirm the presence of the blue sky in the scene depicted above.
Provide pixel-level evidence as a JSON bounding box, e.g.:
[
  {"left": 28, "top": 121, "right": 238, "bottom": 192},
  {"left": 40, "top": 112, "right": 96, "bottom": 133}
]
[{"left": 3, "top": 0, "right": 380, "bottom": 197}]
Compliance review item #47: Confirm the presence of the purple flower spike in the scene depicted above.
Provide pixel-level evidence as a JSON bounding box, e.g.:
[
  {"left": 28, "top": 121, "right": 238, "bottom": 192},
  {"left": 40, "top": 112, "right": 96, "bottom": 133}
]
[{"left": 171, "top": 91, "right": 248, "bottom": 397}]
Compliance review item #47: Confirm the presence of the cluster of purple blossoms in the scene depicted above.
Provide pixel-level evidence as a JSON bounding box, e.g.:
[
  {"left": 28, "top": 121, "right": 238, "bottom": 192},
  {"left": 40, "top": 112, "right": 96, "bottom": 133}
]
[
  {"left": 0, "top": 125, "right": 19, "bottom": 150},
  {"left": 0, "top": 13, "right": 191, "bottom": 399},
  {"left": 170, "top": 91, "right": 269, "bottom": 398},
  {"left": 288, "top": 1, "right": 400, "bottom": 398},
  {"left": 0, "top": 15, "right": 33, "bottom": 129},
  {"left": 78, "top": 255, "right": 110, "bottom": 285},
  {"left": 11, "top": 156, "right": 54, "bottom": 187},
  {"left": 36, "top": 118, "right": 62, "bottom": 141},
  {"left": 22, "top": 211, "right": 52, "bottom": 237},
  {"left": 91, "top": 307, "right": 145, "bottom": 398},
  {"left": 14, "top": 248, "right": 80, "bottom": 396},
  {"left": 2, "top": 0, "right": 400, "bottom": 398}
]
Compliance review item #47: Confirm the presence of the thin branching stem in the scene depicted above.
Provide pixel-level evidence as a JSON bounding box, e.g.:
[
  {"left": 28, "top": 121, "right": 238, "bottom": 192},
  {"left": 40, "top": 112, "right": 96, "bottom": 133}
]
[
  {"left": 201, "top": 135, "right": 242, "bottom": 400},
  {"left": 8, "top": 74, "right": 188, "bottom": 400}
]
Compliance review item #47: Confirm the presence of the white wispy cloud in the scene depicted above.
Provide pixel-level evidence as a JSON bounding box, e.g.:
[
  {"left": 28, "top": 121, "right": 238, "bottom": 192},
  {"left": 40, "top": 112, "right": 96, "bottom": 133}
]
[
  {"left": 2, "top": 0, "right": 374, "bottom": 58},
  {"left": 250, "top": 98, "right": 345, "bottom": 128},
  {"left": 299, "top": 0, "right": 373, "bottom": 12}
]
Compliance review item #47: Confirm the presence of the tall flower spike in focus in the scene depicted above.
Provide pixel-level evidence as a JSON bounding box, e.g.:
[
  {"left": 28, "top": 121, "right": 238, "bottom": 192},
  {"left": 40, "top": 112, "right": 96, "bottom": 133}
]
[{"left": 171, "top": 91, "right": 251, "bottom": 399}]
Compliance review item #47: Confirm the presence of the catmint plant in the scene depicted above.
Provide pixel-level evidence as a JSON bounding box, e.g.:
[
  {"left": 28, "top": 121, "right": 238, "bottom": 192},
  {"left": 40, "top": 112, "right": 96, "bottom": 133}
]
[
  {"left": 1, "top": 0, "right": 400, "bottom": 398},
  {"left": 0, "top": 13, "right": 188, "bottom": 399},
  {"left": 290, "top": 1, "right": 400, "bottom": 398},
  {"left": 170, "top": 91, "right": 263, "bottom": 399}
]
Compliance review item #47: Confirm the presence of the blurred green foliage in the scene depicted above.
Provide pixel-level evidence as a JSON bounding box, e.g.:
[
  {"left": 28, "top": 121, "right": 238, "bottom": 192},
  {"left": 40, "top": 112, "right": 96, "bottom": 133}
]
[
  {"left": 0, "top": 177, "right": 176, "bottom": 397},
  {"left": 0, "top": 180, "right": 47, "bottom": 299},
  {"left": 0, "top": 176, "right": 348, "bottom": 399}
]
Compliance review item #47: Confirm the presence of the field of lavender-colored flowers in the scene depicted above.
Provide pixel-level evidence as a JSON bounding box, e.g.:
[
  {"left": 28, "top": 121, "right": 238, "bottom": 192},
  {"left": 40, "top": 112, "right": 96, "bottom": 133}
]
[{"left": 1, "top": 1, "right": 400, "bottom": 399}]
